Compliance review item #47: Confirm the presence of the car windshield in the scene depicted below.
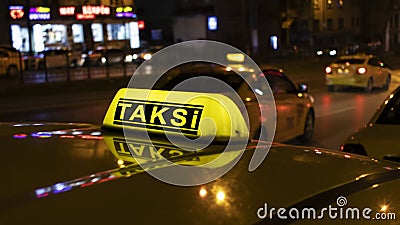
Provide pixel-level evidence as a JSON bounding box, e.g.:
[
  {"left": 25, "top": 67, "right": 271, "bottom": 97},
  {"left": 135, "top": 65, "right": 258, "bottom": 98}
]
[
  {"left": 334, "top": 58, "right": 365, "bottom": 64},
  {"left": 376, "top": 89, "right": 400, "bottom": 125},
  {"left": 153, "top": 62, "right": 246, "bottom": 93}
]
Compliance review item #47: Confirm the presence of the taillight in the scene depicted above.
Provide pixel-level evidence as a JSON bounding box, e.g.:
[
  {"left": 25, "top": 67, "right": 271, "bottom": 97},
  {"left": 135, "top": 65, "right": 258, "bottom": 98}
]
[
  {"left": 357, "top": 67, "right": 367, "bottom": 75},
  {"left": 325, "top": 66, "right": 332, "bottom": 74}
]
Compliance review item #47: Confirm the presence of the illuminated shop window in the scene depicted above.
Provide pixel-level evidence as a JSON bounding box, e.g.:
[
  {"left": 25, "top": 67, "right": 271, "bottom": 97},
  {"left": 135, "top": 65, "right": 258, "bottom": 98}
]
[
  {"left": 72, "top": 24, "right": 84, "bottom": 43},
  {"left": 11, "top": 25, "right": 29, "bottom": 51},
  {"left": 92, "top": 23, "right": 104, "bottom": 42},
  {"left": 33, "top": 24, "right": 45, "bottom": 52},
  {"left": 129, "top": 22, "right": 140, "bottom": 49},
  {"left": 40, "top": 24, "right": 67, "bottom": 47},
  {"left": 107, "top": 24, "right": 126, "bottom": 41}
]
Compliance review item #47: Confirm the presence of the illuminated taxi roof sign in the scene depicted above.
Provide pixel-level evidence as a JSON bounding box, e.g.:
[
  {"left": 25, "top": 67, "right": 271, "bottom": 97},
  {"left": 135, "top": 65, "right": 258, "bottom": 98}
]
[
  {"left": 103, "top": 88, "right": 249, "bottom": 141},
  {"left": 226, "top": 53, "right": 245, "bottom": 62}
]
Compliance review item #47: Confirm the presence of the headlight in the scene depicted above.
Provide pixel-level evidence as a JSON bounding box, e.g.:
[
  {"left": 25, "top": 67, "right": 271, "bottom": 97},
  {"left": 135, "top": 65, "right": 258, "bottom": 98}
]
[
  {"left": 357, "top": 67, "right": 367, "bottom": 75},
  {"left": 101, "top": 57, "right": 107, "bottom": 64},
  {"left": 125, "top": 55, "right": 133, "bottom": 63},
  {"left": 143, "top": 53, "right": 152, "bottom": 60},
  {"left": 325, "top": 66, "right": 332, "bottom": 74},
  {"left": 132, "top": 54, "right": 138, "bottom": 60}
]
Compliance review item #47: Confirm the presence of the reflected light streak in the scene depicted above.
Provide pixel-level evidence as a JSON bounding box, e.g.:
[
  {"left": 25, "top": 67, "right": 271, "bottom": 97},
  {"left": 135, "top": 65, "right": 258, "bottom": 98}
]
[
  {"left": 13, "top": 134, "right": 27, "bottom": 139},
  {"left": 60, "top": 135, "right": 75, "bottom": 139},
  {"left": 380, "top": 204, "right": 389, "bottom": 212},
  {"left": 355, "top": 174, "right": 369, "bottom": 180},
  {"left": 117, "top": 159, "right": 125, "bottom": 168}
]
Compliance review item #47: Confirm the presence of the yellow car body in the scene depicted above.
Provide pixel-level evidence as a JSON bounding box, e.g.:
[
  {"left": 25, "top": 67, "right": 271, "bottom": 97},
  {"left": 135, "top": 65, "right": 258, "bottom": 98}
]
[
  {"left": 0, "top": 47, "right": 23, "bottom": 76},
  {"left": 147, "top": 63, "right": 315, "bottom": 143},
  {"left": 341, "top": 86, "right": 400, "bottom": 162},
  {"left": 325, "top": 54, "right": 391, "bottom": 92},
  {"left": 0, "top": 122, "right": 399, "bottom": 225},
  {"left": 0, "top": 88, "right": 398, "bottom": 224},
  {"left": 262, "top": 69, "right": 314, "bottom": 142}
]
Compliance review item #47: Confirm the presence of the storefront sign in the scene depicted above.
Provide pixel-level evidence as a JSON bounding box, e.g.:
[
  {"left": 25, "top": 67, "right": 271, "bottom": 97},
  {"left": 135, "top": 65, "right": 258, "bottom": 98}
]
[
  {"left": 30, "top": 7, "right": 51, "bottom": 20},
  {"left": 76, "top": 13, "right": 96, "bottom": 20},
  {"left": 59, "top": 6, "right": 76, "bottom": 16},
  {"left": 82, "top": 5, "right": 110, "bottom": 16},
  {"left": 138, "top": 20, "right": 145, "bottom": 30},
  {"left": 208, "top": 16, "right": 218, "bottom": 31},
  {"left": 9, "top": 6, "right": 24, "bottom": 20},
  {"left": 116, "top": 6, "right": 136, "bottom": 18}
]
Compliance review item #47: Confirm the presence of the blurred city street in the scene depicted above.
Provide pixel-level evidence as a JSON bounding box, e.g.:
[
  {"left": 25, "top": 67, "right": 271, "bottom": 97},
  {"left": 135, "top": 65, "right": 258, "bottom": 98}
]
[{"left": 1, "top": 56, "right": 400, "bottom": 151}]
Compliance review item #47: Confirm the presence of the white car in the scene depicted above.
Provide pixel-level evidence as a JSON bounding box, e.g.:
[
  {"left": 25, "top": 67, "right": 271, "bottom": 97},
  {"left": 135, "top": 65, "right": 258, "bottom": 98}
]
[{"left": 325, "top": 54, "right": 391, "bottom": 92}]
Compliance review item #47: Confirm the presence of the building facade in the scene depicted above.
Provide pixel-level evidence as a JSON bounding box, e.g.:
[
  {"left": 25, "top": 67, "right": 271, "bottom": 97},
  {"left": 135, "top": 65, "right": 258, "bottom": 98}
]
[
  {"left": 8, "top": 0, "right": 139, "bottom": 54},
  {"left": 312, "top": 0, "right": 361, "bottom": 48},
  {"left": 6, "top": 0, "right": 398, "bottom": 56},
  {"left": 171, "top": 0, "right": 364, "bottom": 58},
  {"left": 284, "top": 0, "right": 361, "bottom": 54},
  {"left": 172, "top": 0, "right": 281, "bottom": 57}
]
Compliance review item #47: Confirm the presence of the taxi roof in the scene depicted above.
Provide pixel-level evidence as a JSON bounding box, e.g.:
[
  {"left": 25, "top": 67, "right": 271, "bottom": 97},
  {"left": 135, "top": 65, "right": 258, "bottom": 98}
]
[{"left": 0, "top": 123, "right": 398, "bottom": 224}]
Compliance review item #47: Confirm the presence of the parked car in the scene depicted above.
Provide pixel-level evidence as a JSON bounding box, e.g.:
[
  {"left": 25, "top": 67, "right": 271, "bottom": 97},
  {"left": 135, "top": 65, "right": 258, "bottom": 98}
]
[
  {"left": 37, "top": 48, "right": 84, "bottom": 69},
  {"left": 133, "top": 45, "right": 164, "bottom": 63},
  {"left": 325, "top": 53, "right": 391, "bottom": 92},
  {"left": 0, "top": 46, "right": 23, "bottom": 76},
  {"left": 82, "top": 46, "right": 129, "bottom": 66}
]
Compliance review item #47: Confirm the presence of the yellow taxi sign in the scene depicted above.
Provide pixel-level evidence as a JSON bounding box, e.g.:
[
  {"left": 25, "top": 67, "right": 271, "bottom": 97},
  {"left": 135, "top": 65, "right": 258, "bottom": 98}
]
[
  {"left": 226, "top": 53, "right": 245, "bottom": 62},
  {"left": 103, "top": 88, "right": 249, "bottom": 141}
]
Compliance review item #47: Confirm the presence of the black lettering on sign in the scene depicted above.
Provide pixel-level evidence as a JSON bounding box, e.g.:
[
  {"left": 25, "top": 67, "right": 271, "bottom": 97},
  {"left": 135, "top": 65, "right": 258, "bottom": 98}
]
[
  {"left": 113, "top": 98, "right": 204, "bottom": 135},
  {"left": 113, "top": 138, "right": 195, "bottom": 160}
]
